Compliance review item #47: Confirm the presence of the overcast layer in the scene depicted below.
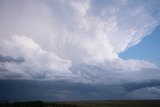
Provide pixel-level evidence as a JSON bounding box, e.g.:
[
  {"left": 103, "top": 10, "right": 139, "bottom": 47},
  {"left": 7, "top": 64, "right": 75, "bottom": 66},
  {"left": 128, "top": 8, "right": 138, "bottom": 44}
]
[{"left": 0, "top": 0, "right": 160, "bottom": 85}]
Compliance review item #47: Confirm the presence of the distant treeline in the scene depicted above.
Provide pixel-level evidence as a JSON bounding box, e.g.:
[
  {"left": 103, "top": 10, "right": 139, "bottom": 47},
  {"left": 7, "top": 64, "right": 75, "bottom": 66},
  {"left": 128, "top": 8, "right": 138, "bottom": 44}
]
[
  {"left": 0, "top": 101, "right": 76, "bottom": 107},
  {"left": 0, "top": 100, "right": 160, "bottom": 107}
]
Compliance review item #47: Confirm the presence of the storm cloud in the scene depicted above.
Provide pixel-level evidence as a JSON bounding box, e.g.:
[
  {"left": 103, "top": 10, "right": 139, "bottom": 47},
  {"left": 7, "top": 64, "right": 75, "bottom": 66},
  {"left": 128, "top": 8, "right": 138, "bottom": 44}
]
[
  {"left": 0, "top": 0, "right": 160, "bottom": 85},
  {"left": 0, "top": 55, "right": 25, "bottom": 63},
  {"left": 0, "top": 80, "right": 160, "bottom": 101}
]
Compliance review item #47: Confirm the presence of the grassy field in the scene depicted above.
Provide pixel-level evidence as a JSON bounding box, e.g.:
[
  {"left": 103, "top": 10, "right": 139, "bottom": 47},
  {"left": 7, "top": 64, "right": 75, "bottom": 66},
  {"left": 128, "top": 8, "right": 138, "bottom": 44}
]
[{"left": 0, "top": 100, "right": 160, "bottom": 107}]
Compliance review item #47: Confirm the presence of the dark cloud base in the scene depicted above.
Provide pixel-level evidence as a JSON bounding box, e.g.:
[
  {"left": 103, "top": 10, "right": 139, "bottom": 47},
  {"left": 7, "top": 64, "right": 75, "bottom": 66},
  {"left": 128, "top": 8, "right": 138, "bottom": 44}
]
[
  {"left": 0, "top": 55, "right": 25, "bottom": 63},
  {"left": 0, "top": 80, "right": 160, "bottom": 101},
  {"left": 0, "top": 80, "right": 123, "bottom": 101}
]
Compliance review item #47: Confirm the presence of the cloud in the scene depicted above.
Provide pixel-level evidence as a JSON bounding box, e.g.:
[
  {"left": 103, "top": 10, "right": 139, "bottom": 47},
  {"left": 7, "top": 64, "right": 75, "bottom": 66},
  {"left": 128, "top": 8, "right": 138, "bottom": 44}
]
[
  {"left": 0, "top": 55, "right": 25, "bottom": 63},
  {"left": 90, "top": 0, "right": 159, "bottom": 53},
  {"left": 125, "top": 86, "right": 160, "bottom": 99},
  {"left": 0, "top": 0, "right": 160, "bottom": 84},
  {"left": 71, "top": 60, "right": 159, "bottom": 84},
  {"left": 123, "top": 80, "right": 160, "bottom": 92},
  {"left": 0, "top": 35, "right": 72, "bottom": 80},
  {"left": 0, "top": 80, "right": 127, "bottom": 101},
  {"left": 1, "top": 80, "right": 160, "bottom": 101}
]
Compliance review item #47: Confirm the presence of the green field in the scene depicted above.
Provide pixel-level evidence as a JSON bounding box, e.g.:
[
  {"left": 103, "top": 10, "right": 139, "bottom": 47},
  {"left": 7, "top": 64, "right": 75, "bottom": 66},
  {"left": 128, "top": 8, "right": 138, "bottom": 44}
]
[{"left": 1, "top": 100, "right": 160, "bottom": 107}]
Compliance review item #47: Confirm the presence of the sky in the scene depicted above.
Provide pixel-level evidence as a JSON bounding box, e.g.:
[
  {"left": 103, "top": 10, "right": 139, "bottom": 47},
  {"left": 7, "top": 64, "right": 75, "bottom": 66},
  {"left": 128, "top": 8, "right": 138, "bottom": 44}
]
[
  {"left": 0, "top": 0, "right": 160, "bottom": 101},
  {"left": 120, "top": 25, "right": 160, "bottom": 68}
]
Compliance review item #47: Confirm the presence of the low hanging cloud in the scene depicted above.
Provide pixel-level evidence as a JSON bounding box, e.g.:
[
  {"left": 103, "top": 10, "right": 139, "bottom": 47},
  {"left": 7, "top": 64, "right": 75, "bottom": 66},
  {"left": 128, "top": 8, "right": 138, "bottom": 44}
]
[
  {"left": 0, "top": 55, "right": 25, "bottom": 63},
  {"left": 0, "top": 35, "right": 72, "bottom": 80},
  {"left": 0, "top": 0, "right": 160, "bottom": 84}
]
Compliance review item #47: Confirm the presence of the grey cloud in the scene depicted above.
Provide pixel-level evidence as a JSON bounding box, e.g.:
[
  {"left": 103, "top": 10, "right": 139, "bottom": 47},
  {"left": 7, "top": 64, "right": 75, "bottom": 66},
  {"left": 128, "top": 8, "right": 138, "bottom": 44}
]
[
  {"left": 0, "top": 63, "right": 7, "bottom": 72},
  {"left": 0, "top": 55, "right": 25, "bottom": 77},
  {"left": 125, "top": 86, "right": 160, "bottom": 99},
  {"left": 123, "top": 80, "right": 160, "bottom": 92},
  {"left": 0, "top": 80, "right": 125, "bottom": 101},
  {"left": 70, "top": 62, "right": 160, "bottom": 85},
  {"left": 0, "top": 55, "right": 25, "bottom": 64},
  {"left": 1, "top": 80, "right": 160, "bottom": 101}
]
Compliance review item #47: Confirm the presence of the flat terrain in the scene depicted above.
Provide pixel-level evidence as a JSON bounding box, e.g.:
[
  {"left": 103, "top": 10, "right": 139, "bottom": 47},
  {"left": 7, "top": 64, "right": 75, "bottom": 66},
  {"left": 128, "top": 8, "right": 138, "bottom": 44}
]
[{"left": 1, "top": 100, "right": 160, "bottom": 107}]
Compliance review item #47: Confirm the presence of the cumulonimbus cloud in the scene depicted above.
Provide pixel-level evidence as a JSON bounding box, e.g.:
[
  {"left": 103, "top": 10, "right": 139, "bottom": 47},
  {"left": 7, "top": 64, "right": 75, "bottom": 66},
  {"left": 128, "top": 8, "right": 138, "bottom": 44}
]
[{"left": 0, "top": 0, "right": 160, "bottom": 84}]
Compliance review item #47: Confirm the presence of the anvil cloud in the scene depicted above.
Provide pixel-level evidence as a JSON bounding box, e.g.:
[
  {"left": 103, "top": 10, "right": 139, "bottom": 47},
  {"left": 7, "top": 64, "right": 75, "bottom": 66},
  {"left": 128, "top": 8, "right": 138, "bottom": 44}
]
[{"left": 0, "top": 0, "right": 160, "bottom": 84}]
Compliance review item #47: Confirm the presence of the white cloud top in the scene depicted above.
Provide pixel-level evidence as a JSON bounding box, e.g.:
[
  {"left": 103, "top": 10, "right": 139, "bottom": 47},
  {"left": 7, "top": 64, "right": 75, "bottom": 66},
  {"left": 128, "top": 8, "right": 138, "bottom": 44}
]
[{"left": 0, "top": 0, "right": 160, "bottom": 84}]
